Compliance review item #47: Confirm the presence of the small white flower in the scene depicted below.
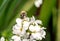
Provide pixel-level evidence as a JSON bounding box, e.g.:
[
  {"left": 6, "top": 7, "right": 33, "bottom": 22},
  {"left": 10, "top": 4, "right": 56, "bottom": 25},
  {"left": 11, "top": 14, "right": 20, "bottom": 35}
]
[
  {"left": 29, "top": 25, "right": 41, "bottom": 32},
  {"left": 12, "top": 24, "right": 21, "bottom": 34},
  {"left": 30, "top": 16, "right": 42, "bottom": 25},
  {"left": 35, "top": 20, "right": 42, "bottom": 25},
  {"left": 16, "top": 18, "right": 22, "bottom": 26},
  {"left": 39, "top": 27, "right": 46, "bottom": 38},
  {"left": 30, "top": 27, "right": 46, "bottom": 40},
  {"left": 34, "top": 0, "right": 42, "bottom": 8},
  {"left": 11, "top": 35, "right": 21, "bottom": 41},
  {"left": 30, "top": 36, "right": 36, "bottom": 41},
  {"left": 0, "top": 37, "right": 5, "bottom": 41},
  {"left": 13, "top": 17, "right": 30, "bottom": 38},
  {"left": 12, "top": 24, "right": 26, "bottom": 36},
  {"left": 32, "top": 40, "right": 36, "bottom": 41},
  {"left": 22, "top": 39, "right": 29, "bottom": 41},
  {"left": 30, "top": 16, "right": 35, "bottom": 22},
  {"left": 31, "top": 32, "right": 42, "bottom": 40},
  {"left": 23, "top": 21, "right": 30, "bottom": 30}
]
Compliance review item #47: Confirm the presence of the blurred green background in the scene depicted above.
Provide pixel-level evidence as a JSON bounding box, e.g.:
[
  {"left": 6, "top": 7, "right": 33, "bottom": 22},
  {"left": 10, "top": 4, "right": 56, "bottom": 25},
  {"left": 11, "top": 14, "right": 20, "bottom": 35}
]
[{"left": 0, "top": 0, "right": 59, "bottom": 41}]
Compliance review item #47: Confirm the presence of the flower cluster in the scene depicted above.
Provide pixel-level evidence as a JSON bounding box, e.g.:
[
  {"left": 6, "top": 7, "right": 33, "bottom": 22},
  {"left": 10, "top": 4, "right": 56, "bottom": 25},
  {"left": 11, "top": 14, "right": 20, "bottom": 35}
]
[
  {"left": 34, "top": 0, "right": 42, "bottom": 8},
  {"left": 0, "top": 11, "right": 46, "bottom": 41},
  {"left": 11, "top": 14, "right": 46, "bottom": 41}
]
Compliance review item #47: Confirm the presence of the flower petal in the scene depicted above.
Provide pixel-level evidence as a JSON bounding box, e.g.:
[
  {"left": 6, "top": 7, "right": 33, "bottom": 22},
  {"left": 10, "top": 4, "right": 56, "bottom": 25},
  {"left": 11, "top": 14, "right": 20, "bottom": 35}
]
[
  {"left": 11, "top": 35, "right": 21, "bottom": 41},
  {"left": 30, "top": 16, "right": 35, "bottom": 22},
  {"left": 16, "top": 18, "right": 22, "bottom": 26},
  {"left": 23, "top": 21, "right": 30, "bottom": 30},
  {"left": 35, "top": 20, "right": 42, "bottom": 24},
  {"left": 22, "top": 39, "right": 29, "bottom": 41}
]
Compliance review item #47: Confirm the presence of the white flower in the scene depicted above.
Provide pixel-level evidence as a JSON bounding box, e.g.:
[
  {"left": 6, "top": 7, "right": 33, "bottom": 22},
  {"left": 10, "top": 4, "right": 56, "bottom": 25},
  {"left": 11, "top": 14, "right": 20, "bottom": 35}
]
[
  {"left": 35, "top": 20, "right": 42, "bottom": 25},
  {"left": 32, "top": 40, "right": 36, "bottom": 41},
  {"left": 30, "top": 16, "right": 42, "bottom": 25},
  {"left": 12, "top": 24, "right": 26, "bottom": 37},
  {"left": 11, "top": 35, "right": 21, "bottom": 41},
  {"left": 12, "top": 24, "right": 21, "bottom": 34},
  {"left": 16, "top": 18, "right": 22, "bottom": 26},
  {"left": 31, "top": 32, "right": 42, "bottom": 40},
  {"left": 19, "top": 29, "right": 26, "bottom": 37},
  {"left": 39, "top": 27, "right": 46, "bottom": 38},
  {"left": 34, "top": 0, "right": 42, "bottom": 8},
  {"left": 23, "top": 21, "right": 30, "bottom": 30},
  {"left": 0, "top": 37, "right": 5, "bottom": 41},
  {"left": 30, "top": 27, "right": 46, "bottom": 40},
  {"left": 22, "top": 39, "right": 29, "bottom": 41},
  {"left": 22, "top": 39, "right": 36, "bottom": 41},
  {"left": 30, "top": 36, "right": 36, "bottom": 41},
  {"left": 29, "top": 25, "right": 41, "bottom": 32},
  {"left": 30, "top": 16, "right": 35, "bottom": 22},
  {"left": 12, "top": 15, "right": 46, "bottom": 41}
]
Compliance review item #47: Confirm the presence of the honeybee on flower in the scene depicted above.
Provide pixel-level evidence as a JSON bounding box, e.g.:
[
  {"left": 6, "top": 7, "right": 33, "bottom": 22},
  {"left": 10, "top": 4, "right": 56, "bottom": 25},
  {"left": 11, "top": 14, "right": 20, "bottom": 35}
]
[{"left": 11, "top": 11, "right": 46, "bottom": 41}]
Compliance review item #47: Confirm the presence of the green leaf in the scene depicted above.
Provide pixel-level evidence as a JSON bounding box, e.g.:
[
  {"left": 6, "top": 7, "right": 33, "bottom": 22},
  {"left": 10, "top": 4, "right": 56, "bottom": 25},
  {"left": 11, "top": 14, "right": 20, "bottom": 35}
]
[{"left": 38, "top": 0, "right": 56, "bottom": 27}]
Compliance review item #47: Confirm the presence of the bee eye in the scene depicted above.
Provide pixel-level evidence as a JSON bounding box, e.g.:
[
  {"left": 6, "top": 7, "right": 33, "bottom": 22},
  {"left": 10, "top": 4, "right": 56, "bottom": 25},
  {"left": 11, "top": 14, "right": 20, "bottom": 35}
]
[{"left": 20, "top": 11, "right": 27, "bottom": 19}]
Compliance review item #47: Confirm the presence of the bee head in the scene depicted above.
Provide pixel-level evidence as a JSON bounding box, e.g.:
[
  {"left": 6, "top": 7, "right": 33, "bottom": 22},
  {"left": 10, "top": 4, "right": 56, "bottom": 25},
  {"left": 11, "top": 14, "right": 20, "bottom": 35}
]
[{"left": 20, "top": 11, "right": 27, "bottom": 19}]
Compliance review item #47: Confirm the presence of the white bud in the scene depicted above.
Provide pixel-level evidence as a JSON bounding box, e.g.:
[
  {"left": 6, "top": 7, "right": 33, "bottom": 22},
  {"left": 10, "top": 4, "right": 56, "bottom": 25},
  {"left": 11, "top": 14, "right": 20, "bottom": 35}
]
[
  {"left": 0, "top": 37, "right": 5, "bottom": 41},
  {"left": 34, "top": 0, "right": 42, "bottom": 8}
]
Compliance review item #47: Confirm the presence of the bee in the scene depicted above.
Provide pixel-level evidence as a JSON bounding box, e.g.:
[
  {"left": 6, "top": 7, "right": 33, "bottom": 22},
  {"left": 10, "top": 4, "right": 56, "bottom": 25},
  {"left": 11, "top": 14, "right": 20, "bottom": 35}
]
[{"left": 20, "top": 11, "right": 27, "bottom": 19}]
